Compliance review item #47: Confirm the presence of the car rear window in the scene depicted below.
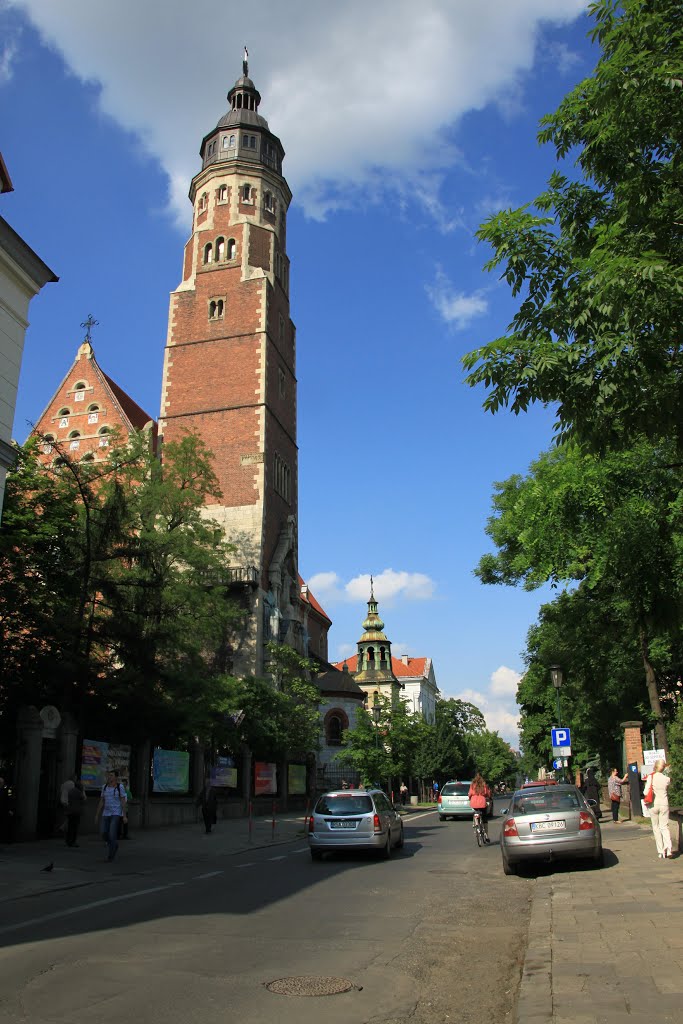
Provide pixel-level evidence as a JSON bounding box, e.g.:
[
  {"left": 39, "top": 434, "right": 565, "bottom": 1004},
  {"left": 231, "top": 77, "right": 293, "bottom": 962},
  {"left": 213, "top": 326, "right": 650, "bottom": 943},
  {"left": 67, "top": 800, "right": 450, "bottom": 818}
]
[
  {"left": 441, "top": 783, "right": 470, "bottom": 796},
  {"left": 315, "top": 795, "right": 373, "bottom": 816},
  {"left": 512, "top": 791, "right": 581, "bottom": 815}
]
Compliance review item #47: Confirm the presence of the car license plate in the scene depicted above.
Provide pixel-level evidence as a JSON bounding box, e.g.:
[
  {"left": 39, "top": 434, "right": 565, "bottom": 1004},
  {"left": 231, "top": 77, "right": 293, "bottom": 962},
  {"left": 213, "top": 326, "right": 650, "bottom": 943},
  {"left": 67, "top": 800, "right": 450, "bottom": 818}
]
[
  {"left": 531, "top": 820, "right": 566, "bottom": 832},
  {"left": 330, "top": 820, "right": 355, "bottom": 829}
]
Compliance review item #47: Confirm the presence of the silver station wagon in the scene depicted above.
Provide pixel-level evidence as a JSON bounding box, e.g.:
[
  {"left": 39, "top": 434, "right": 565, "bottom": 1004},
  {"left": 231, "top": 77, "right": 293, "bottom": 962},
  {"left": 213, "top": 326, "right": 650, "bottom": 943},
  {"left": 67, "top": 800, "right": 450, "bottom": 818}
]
[
  {"left": 308, "top": 789, "right": 404, "bottom": 861},
  {"left": 500, "top": 784, "right": 603, "bottom": 875}
]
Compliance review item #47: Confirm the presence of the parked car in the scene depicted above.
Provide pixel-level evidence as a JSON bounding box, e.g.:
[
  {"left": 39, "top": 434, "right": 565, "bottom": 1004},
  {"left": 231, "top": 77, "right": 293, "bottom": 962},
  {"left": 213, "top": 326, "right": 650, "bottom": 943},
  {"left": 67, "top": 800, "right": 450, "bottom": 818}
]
[
  {"left": 500, "top": 784, "right": 603, "bottom": 875},
  {"left": 521, "top": 779, "right": 558, "bottom": 789},
  {"left": 308, "top": 789, "right": 404, "bottom": 861},
  {"left": 438, "top": 780, "right": 495, "bottom": 820}
]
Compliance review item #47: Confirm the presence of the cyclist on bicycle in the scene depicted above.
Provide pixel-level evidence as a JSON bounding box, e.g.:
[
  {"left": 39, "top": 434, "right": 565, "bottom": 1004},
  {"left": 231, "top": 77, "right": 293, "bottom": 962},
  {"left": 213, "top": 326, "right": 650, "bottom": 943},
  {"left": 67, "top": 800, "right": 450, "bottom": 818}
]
[{"left": 469, "top": 773, "right": 491, "bottom": 843}]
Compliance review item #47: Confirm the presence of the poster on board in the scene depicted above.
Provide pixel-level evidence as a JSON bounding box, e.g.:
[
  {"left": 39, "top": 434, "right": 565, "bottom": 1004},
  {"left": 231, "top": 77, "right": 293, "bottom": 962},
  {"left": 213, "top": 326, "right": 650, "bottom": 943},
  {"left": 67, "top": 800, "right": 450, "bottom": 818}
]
[
  {"left": 254, "top": 761, "right": 277, "bottom": 796},
  {"left": 211, "top": 756, "right": 238, "bottom": 788},
  {"left": 288, "top": 763, "right": 306, "bottom": 795},
  {"left": 152, "top": 748, "right": 190, "bottom": 793},
  {"left": 81, "top": 740, "right": 132, "bottom": 791}
]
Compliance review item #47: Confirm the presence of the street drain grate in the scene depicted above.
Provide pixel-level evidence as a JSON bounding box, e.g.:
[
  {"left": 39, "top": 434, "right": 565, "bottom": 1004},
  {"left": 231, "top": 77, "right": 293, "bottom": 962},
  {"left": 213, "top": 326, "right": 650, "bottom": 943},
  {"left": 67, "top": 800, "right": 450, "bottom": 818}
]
[{"left": 265, "top": 976, "right": 354, "bottom": 997}]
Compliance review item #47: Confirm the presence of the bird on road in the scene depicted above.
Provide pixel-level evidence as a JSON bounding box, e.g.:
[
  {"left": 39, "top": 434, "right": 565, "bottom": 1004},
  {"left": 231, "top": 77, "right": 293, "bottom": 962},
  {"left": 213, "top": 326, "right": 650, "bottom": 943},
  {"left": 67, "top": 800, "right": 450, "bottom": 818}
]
[{"left": 41, "top": 862, "right": 54, "bottom": 872}]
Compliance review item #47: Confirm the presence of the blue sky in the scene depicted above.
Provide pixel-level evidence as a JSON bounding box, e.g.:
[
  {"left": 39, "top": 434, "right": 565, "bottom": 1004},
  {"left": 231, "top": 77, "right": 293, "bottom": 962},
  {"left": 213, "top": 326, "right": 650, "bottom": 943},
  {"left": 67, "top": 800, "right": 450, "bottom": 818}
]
[{"left": 1, "top": 0, "right": 596, "bottom": 745}]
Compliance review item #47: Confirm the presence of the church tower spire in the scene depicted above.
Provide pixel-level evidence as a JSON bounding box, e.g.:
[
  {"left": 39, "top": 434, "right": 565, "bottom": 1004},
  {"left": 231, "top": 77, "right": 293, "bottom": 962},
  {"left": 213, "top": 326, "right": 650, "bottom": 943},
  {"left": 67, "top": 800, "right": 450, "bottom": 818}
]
[
  {"left": 353, "top": 582, "right": 400, "bottom": 701},
  {"left": 158, "top": 55, "right": 298, "bottom": 677}
]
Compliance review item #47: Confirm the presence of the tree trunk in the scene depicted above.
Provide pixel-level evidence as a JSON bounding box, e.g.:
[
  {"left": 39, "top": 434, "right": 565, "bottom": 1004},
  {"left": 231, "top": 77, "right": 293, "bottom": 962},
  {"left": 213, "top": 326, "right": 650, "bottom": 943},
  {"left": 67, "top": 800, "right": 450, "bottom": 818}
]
[{"left": 639, "top": 626, "right": 668, "bottom": 755}]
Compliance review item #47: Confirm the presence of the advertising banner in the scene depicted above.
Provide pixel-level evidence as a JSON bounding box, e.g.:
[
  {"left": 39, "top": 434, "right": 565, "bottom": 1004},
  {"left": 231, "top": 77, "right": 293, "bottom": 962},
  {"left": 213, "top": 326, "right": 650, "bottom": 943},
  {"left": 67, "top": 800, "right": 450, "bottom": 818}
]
[
  {"left": 254, "top": 761, "right": 277, "bottom": 796},
  {"left": 81, "top": 739, "right": 108, "bottom": 790},
  {"left": 211, "top": 756, "right": 237, "bottom": 788},
  {"left": 81, "top": 740, "right": 132, "bottom": 791},
  {"left": 152, "top": 748, "right": 190, "bottom": 793},
  {"left": 288, "top": 763, "right": 307, "bottom": 795}
]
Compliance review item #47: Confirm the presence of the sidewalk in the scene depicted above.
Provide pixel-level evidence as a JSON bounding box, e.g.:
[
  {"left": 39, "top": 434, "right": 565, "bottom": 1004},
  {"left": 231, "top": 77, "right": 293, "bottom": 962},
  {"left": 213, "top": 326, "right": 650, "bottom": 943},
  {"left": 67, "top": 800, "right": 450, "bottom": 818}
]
[
  {"left": 517, "top": 816, "right": 683, "bottom": 1023},
  {"left": 0, "top": 811, "right": 308, "bottom": 903}
]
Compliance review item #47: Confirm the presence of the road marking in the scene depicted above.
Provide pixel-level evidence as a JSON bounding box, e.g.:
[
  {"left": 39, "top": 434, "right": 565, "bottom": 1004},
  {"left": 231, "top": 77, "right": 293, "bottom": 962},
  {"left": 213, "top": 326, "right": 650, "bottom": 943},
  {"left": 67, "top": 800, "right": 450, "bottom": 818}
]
[
  {"left": 0, "top": 882, "right": 185, "bottom": 937},
  {"left": 405, "top": 810, "right": 438, "bottom": 822},
  {"left": 291, "top": 847, "right": 309, "bottom": 854},
  {"left": 268, "top": 855, "right": 286, "bottom": 862},
  {"left": 236, "top": 862, "right": 255, "bottom": 868},
  {"left": 194, "top": 870, "right": 224, "bottom": 879}
]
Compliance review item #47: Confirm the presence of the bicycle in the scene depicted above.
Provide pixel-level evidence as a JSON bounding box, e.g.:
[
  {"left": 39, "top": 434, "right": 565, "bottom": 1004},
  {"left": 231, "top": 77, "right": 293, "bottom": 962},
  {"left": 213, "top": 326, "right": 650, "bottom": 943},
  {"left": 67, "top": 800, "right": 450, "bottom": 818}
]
[{"left": 473, "top": 811, "right": 490, "bottom": 847}]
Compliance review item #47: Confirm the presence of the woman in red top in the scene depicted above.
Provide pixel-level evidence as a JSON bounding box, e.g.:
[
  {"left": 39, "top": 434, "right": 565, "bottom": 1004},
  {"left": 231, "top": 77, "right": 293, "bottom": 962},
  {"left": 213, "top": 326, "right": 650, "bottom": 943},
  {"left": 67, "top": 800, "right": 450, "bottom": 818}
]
[{"left": 469, "top": 773, "right": 491, "bottom": 843}]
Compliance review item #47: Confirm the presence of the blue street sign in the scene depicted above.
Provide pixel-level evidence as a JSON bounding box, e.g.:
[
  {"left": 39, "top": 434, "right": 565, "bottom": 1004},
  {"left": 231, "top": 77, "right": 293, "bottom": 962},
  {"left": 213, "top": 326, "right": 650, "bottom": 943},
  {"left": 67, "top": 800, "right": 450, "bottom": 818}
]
[
  {"left": 551, "top": 727, "right": 571, "bottom": 748},
  {"left": 553, "top": 758, "right": 563, "bottom": 770}
]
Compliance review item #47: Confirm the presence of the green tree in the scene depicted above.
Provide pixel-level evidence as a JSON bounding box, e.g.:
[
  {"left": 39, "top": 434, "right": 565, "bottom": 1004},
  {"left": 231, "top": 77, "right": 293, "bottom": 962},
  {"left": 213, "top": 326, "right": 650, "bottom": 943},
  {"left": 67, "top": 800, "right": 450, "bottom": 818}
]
[
  {"left": 477, "top": 439, "right": 683, "bottom": 751},
  {"left": 336, "top": 695, "right": 431, "bottom": 788},
  {"left": 466, "top": 730, "right": 518, "bottom": 787},
  {"left": 463, "top": 0, "right": 683, "bottom": 453}
]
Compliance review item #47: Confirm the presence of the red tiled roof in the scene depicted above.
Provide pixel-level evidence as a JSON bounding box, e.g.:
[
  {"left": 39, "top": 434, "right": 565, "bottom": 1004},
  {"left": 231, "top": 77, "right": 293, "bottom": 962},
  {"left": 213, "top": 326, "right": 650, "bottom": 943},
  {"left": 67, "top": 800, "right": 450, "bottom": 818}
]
[
  {"left": 102, "top": 371, "right": 156, "bottom": 431},
  {"left": 298, "top": 574, "right": 332, "bottom": 624},
  {"left": 333, "top": 655, "right": 429, "bottom": 678}
]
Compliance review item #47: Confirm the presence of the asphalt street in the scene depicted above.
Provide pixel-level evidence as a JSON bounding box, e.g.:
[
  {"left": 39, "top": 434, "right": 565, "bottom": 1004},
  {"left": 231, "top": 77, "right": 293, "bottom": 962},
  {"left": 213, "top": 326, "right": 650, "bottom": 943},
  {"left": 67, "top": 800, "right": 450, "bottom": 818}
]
[{"left": 0, "top": 803, "right": 533, "bottom": 1024}]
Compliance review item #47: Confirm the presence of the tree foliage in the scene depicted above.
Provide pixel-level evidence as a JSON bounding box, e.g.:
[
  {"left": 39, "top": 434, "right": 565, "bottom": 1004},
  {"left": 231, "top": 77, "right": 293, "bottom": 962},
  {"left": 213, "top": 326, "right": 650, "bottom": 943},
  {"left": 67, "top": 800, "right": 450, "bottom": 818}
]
[{"left": 462, "top": 0, "right": 683, "bottom": 453}]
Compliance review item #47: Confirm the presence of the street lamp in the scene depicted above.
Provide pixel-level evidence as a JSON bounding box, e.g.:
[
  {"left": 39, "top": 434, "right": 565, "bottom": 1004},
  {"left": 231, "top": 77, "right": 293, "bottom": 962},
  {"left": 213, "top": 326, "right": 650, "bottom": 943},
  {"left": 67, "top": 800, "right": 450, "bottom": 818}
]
[{"left": 550, "top": 664, "right": 564, "bottom": 781}]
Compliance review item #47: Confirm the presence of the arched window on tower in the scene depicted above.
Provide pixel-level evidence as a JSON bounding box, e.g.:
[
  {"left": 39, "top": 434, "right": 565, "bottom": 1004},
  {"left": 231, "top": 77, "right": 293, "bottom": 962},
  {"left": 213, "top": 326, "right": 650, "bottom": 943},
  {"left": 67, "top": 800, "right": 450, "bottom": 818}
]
[
  {"left": 218, "top": 184, "right": 228, "bottom": 202},
  {"left": 216, "top": 299, "right": 224, "bottom": 318},
  {"left": 367, "top": 646, "right": 375, "bottom": 665},
  {"left": 227, "top": 238, "right": 236, "bottom": 260},
  {"left": 379, "top": 646, "right": 387, "bottom": 668},
  {"left": 204, "top": 242, "right": 213, "bottom": 265},
  {"left": 236, "top": 94, "right": 243, "bottom": 109},
  {"left": 264, "top": 191, "right": 273, "bottom": 212},
  {"left": 242, "top": 184, "right": 251, "bottom": 202},
  {"left": 215, "top": 237, "right": 225, "bottom": 262}
]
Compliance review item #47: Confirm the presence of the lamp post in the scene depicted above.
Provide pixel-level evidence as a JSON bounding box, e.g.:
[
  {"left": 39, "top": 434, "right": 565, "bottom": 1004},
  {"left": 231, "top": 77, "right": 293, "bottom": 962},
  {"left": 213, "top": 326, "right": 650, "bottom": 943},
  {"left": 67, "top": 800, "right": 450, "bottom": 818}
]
[{"left": 550, "top": 664, "right": 564, "bottom": 781}]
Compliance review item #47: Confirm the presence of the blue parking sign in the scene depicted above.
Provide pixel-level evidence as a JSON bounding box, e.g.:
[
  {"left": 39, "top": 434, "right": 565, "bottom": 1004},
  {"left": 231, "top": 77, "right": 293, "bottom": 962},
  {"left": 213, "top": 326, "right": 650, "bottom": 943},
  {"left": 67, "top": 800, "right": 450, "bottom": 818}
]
[{"left": 551, "top": 727, "right": 571, "bottom": 748}]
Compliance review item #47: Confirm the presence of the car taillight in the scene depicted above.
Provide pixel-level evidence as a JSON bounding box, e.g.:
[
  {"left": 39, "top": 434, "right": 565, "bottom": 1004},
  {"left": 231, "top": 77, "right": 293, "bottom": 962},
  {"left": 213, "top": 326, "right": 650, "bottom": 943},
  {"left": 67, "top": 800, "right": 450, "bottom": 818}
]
[
  {"left": 308, "top": 815, "right": 315, "bottom": 833},
  {"left": 438, "top": 794, "right": 442, "bottom": 804},
  {"left": 503, "top": 818, "right": 518, "bottom": 837},
  {"left": 579, "top": 812, "right": 594, "bottom": 831},
  {"left": 373, "top": 813, "right": 381, "bottom": 833}
]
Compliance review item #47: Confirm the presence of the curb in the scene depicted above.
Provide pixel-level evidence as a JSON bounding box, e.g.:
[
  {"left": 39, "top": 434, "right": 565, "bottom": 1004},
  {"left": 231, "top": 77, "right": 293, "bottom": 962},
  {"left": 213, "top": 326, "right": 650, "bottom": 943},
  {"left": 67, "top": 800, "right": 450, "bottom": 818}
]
[{"left": 515, "top": 879, "right": 553, "bottom": 1024}]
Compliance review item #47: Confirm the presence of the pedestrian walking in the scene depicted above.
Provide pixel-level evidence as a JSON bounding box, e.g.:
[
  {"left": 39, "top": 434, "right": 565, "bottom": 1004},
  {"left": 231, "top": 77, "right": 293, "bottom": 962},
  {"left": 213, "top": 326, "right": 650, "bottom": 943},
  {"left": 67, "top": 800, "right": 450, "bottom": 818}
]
[
  {"left": 65, "top": 778, "right": 86, "bottom": 847},
  {"left": 196, "top": 777, "right": 217, "bottom": 834},
  {"left": 400, "top": 782, "right": 408, "bottom": 806},
  {"left": 582, "top": 767, "right": 602, "bottom": 819},
  {"left": 607, "top": 767, "right": 628, "bottom": 822},
  {"left": 95, "top": 770, "right": 128, "bottom": 861},
  {"left": 121, "top": 777, "right": 133, "bottom": 839},
  {"left": 645, "top": 758, "right": 673, "bottom": 859}
]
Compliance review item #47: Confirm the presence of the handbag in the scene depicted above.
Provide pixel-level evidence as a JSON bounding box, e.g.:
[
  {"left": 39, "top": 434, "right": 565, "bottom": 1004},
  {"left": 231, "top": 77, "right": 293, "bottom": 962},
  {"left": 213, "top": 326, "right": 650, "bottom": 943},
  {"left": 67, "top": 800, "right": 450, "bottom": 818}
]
[
  {"left": 643, "top": 774, "right": 654, "bottom": 806},
  {"left": 610, "top": 792, "right": 620, "bottom": 803}
]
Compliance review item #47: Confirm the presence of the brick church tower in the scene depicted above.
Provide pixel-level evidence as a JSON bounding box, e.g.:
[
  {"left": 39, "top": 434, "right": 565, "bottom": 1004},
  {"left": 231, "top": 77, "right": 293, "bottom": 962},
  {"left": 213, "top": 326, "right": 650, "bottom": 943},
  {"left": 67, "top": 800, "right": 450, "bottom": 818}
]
[{"left": 159, "top": 54, "right": 300, "bottom": 676}]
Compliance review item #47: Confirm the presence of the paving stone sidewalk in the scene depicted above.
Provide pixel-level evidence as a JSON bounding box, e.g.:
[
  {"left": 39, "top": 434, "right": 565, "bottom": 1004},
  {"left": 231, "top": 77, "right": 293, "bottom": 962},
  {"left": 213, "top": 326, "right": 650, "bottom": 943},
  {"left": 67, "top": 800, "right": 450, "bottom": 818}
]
[
  {"left": 0, "top": 811, "right": 308, "bottom": 903},
  {"left": 517, "top": 817, "right": 683, "bottom": 1024}
]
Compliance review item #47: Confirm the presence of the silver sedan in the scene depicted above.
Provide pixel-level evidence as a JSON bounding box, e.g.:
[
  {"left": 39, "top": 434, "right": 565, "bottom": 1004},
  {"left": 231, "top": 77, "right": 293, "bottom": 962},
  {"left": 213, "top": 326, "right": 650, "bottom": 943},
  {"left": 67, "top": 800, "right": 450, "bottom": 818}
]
[
  {"left": 500, "top": 784, "right": 603, "bottom": 875},
  {"left": 308, "top": 789, "right": 404, "bottom": 861}
]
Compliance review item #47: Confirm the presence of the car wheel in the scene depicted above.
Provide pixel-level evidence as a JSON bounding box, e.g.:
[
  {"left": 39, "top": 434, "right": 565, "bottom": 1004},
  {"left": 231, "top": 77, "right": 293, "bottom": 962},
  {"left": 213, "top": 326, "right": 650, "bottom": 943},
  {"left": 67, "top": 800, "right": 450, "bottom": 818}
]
[
  {"left": 502, "top": 853, "right": 517, "bottom": 876},
  {"left": 310, "top": 849, "right": 323, "bottom": 862},
  {"left": 382, "top": 834, "right": 392, "bottom": 859},
  {"left": 396, "top": 824, "right": 404, "bottom": 849}
]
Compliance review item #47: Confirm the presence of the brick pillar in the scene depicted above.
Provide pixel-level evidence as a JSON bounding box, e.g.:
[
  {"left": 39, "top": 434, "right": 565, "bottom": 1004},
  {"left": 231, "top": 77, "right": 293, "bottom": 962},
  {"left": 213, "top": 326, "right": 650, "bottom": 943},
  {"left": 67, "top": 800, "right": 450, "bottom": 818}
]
[{"left": 621, "top": 720, "right": 644, "bottom": 769}]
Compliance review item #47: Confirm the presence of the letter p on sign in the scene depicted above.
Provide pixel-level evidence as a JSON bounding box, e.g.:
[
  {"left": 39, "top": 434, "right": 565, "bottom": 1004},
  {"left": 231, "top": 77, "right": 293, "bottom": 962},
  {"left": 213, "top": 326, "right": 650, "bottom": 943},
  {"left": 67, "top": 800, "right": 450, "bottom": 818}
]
[{"left": 551, "top": 728, "right": 571, "bottom": 747}]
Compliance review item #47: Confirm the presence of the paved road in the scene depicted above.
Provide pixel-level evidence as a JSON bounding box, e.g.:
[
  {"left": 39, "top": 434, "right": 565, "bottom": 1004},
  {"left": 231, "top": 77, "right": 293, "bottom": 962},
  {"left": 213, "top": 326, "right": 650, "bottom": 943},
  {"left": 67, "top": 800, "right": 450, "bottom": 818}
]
[{"left": 0, "top": 804, "right": 533, "bottom": 1024}]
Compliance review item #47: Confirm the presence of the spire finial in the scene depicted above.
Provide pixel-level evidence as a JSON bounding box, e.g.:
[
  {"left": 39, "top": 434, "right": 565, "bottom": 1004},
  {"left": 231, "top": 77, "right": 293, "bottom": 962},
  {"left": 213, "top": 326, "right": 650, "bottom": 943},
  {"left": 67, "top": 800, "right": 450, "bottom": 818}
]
[
  {"left": 370, "top": 574, "right": 375, "bottom": 600},
  {"left": 80, "top": 313, "right": 99, "bottom": 343},
  {"left": 243, "top": 45, "right": 249, "bottom": 76}
]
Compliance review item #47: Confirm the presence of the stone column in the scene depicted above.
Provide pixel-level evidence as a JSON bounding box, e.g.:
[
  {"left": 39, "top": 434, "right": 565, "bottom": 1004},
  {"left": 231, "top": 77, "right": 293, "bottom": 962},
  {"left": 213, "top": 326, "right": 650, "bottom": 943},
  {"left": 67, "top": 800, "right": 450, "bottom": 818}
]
[
  {"left": 621, "top": 720, "right": 644, "bottom": 769},
  {"left": 15, "top": 706, "right": 44, "bottom": 840}
]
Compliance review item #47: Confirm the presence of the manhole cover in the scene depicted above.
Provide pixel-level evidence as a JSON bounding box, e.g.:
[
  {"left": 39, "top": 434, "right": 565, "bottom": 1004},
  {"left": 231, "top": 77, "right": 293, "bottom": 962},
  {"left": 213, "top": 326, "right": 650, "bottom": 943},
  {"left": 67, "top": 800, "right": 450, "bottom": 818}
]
[{"left": 266, "top": 976, "right": 354, "bottom": 997}]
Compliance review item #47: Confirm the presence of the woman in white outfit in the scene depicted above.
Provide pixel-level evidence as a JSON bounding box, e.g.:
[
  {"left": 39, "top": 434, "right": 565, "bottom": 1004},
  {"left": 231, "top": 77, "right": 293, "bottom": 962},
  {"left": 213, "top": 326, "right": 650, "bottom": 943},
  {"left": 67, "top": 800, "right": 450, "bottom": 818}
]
[{"left": 646, "top": 759, "right": 672, "bottom": 859}]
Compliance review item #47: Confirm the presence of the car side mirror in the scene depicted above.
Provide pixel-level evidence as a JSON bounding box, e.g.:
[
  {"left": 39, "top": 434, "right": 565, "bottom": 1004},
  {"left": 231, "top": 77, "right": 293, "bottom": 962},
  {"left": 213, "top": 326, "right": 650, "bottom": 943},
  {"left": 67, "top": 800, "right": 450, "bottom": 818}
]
[{"left": 587, "top": 799, "right": 597, "bottom": 807}]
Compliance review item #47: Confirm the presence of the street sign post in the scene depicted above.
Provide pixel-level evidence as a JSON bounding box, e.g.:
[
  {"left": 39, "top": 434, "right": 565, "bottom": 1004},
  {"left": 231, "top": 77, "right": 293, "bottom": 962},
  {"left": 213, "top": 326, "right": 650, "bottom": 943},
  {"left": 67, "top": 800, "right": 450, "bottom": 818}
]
[
  {"left": 552, "top": 758, "right": 563, "bottom": 770},
  {"left": 551, "top": 727, "right": 571, "bottom": 748}
]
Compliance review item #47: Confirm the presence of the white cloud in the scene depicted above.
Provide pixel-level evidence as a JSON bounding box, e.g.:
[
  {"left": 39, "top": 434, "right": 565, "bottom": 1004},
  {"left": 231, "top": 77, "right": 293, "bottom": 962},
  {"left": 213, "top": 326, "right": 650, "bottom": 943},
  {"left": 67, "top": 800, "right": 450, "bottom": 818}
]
[
  {"left": 307, "top": 568, "right": 436, "bottom": 605},
  {"left": 335, "top": 642, "right": 355, "bottom": 661},
  {"left": 448, "top": 670, "right": 522, "bottom": 746},
  {"left": 426, "top": 268, "right": 488, "bottom": 328},
  {"left": 5, "top": 0, "right": 586, "bottom": 224},
  {"left": 545, "top": 41, "right": 583, "bottom": 75},
  {"left": 0, "top": 38, "right": 18, "bottom": 83},
  {"left": 490, "top": 665, "right": 522, "bottom": 697}
]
